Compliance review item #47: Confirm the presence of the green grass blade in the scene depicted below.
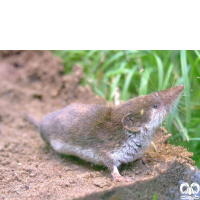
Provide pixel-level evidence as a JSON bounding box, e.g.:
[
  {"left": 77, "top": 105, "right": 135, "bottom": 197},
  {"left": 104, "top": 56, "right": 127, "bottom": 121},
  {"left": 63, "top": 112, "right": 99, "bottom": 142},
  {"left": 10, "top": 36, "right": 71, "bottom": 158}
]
[
  {"left": 85, "top": 50, "right": 99, "bottom": 59},
  {"left": 154, "top": 54, "right": 164, "bottom": 90},
  {"left": 162, "top": 64, "right": 174, "bottom": 90},
  {"left": 139, "top": 67, "right": 153, "bottom": 95},
  {"left": 121, "top": 66, "right": 138, "bottom": 100},
  {"left": 180, "top": 50, "right": 191, "bottom": 129},
  {"left": 92, "top": 84, "right": 105, "bottom": 97},
  {"left": 152, "top": 193, "right": 157, "bottom": 200},
  {"left": 104, "top": 61, "right": 127, "bottom": 77},
  {"left": 174, "top": 115, "right": 189, "bottom": 141},
  {"left": 102, "top": 51, "right": 124, "bottom": 70},
  {"left": 194, "top": 50, "right": 200, "bottom": 59},
  {"left": 189, "top": 138, "right": 200, "bottom": 141}
]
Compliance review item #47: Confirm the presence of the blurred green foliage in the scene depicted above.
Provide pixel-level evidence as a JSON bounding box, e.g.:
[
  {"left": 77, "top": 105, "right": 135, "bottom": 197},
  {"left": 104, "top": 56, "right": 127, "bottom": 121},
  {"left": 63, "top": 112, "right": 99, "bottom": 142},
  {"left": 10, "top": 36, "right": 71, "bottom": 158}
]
[{"left": 52, "top": 50, "right": 200, "bottom": 168}]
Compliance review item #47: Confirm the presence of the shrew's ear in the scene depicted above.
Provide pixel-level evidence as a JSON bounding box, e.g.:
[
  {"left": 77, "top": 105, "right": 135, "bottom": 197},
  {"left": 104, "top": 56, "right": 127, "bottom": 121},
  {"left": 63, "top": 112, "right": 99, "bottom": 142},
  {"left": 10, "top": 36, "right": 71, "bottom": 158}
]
[{"left": 121, "top": 113, "right": 141, "bottom": 132}]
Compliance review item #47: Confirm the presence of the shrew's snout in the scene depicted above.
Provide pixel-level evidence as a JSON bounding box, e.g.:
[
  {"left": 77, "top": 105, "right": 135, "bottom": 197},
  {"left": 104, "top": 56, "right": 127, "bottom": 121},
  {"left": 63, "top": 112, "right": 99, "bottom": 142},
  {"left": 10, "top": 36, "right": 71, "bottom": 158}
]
[{"left": 159, "top": 84, "right": 184, "bottom": 106}]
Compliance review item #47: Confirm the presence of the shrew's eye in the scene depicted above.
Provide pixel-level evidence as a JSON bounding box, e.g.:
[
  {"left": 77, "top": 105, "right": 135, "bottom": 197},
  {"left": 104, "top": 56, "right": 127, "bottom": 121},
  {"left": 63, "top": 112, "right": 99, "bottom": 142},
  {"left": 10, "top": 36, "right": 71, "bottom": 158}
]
[{"left": 153, "top": 104, "right": 158, "bottom": 108}]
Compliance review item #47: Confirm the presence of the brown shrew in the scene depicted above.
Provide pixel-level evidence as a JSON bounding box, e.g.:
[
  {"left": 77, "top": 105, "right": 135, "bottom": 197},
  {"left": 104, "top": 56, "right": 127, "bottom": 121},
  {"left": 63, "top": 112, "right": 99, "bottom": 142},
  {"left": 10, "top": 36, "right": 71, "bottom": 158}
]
[{"left": 25, "top": 84, "right": 184, "bottom": 182}]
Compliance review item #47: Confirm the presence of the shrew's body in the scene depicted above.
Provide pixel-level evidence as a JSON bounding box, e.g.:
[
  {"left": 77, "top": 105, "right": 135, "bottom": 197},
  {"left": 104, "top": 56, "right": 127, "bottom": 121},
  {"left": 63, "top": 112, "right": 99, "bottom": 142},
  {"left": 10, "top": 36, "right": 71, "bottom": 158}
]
[{"left": 26, "top": 85, "right": 184, "bottom": 181}]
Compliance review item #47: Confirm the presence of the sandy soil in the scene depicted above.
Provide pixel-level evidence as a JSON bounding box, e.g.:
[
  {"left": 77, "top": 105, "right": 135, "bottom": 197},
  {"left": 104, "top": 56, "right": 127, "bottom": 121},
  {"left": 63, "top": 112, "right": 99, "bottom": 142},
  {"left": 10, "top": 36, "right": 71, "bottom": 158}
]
[{"left": 0, "top": 51, "right": 195, "bottom": 200}]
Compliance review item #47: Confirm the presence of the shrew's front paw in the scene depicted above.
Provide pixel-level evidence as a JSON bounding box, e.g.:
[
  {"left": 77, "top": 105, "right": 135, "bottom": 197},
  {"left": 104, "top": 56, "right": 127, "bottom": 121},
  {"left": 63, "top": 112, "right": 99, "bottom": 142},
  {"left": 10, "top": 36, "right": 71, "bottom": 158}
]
[{"left": 112, "top": 173, "right": 133, "bottom": 182}]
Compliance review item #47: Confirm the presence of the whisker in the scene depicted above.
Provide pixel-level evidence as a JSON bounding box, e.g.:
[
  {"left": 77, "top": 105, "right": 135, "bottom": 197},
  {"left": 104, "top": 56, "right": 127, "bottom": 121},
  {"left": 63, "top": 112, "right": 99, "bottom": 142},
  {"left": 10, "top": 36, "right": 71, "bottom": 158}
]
[{"left": 145, "top": 69, "right": 157, "bottom": 92}]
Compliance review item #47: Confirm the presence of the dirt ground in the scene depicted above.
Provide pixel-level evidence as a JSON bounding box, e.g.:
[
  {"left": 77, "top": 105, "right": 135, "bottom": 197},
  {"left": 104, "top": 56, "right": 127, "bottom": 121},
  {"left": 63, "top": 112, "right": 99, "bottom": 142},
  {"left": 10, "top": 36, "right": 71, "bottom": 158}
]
[{"left": 0, "top": 51, "right": 197, "bottom": 200}]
